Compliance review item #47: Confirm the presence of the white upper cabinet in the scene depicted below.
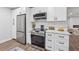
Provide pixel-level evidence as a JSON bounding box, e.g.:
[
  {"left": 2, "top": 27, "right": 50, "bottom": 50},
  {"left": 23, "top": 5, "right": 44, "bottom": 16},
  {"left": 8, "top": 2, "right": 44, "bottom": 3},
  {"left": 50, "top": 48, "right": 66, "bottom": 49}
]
[
  {"left": 54, "top": 7, "right": 67, "bottom": 21},
  {"left": 32, "top": 7, "right": 47, "bottom": 14},
  {"left": 32, "top": 7, "right": 67, "bottom": 21},
  {"left": 37, "top": 7, "right": 47, "bottom": 13},
  {"left": 47, "top": 7, "right": 67, "bottom": 21},
  {"left": 47, "top": 8, "right": 55, "bottom": 21},
  {"left": 31, "top": 7, "right": 67, "bottom": 21}
]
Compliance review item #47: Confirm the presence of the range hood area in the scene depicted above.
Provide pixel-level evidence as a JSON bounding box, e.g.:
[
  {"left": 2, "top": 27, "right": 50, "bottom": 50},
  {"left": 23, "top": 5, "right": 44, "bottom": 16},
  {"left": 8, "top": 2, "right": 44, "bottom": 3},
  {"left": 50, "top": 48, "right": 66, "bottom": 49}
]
[{"left": 33, "top": 12, "right": 47, "bottom": 20}]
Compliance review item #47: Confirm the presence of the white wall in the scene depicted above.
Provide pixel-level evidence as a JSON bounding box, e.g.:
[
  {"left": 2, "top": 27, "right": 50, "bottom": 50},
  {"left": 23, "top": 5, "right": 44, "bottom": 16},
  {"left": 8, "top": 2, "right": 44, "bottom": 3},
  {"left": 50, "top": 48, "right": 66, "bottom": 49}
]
[
  {"left": 68, "top": 7, "right": 79, "bottom": 28},
  {"left": 26, "top": 8, "right": 32, "bottom": 44},
  {"left": 0, "top": 8, "right": 12, "bottom": 43},
  {"left": 67, "top": 7, "right": 79, "bottom": 15},
  {"left": 11, "top": 9, "right": 17, "bottom": 38},
  {"left": 68, "top": 17, "right": 79, "bottom": 28}
]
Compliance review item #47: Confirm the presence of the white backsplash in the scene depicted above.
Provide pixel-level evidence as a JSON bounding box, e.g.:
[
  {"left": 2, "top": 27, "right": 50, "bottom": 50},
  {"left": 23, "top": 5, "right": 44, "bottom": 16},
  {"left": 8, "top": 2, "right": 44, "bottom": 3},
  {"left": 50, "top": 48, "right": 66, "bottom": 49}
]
[{"left": 34, "top": 21, "right": 68, "bottom": 29}]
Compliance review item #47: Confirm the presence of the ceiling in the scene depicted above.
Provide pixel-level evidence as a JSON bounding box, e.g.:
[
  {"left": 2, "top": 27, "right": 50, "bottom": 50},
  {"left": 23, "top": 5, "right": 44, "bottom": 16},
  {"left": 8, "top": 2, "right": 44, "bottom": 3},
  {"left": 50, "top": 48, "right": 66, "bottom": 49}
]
[{"left": 7, "top": 7, "right": 34, "bottom": 10}]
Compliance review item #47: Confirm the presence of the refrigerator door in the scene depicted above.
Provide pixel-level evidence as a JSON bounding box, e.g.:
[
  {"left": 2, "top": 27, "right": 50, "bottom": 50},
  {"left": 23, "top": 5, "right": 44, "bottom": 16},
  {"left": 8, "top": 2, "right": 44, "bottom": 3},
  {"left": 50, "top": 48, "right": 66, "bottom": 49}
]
[
  {"left": 17, "top": 14, "right": 26, "bottom": 32},
  {"left": 17, "top": 32, "right": 25, "bottom": 44},
  {"left": 17, "top": 15, "right": 21, "bottom": 32},
  {"left": 16, "top": 14, "right": 26, "bottom": 44}
]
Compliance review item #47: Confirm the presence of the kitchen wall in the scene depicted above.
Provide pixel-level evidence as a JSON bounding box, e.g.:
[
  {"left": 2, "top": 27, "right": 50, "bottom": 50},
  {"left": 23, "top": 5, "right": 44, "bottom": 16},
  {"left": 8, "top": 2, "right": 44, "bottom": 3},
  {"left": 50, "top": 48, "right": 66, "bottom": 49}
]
[
  {"left": 67, "top": 7, "right": 79, "bottom": 15},
  {"left": 26, "top": 8, "right": 32, "bottom": 44},
  {"left": 67, "top": 7, "right": 79, "bottom": 28},
  {"left": 68, "top": 17, "right": 79, "bottom": 28},
  {"left": 0, "top": 8, "right": 12, "bottom": 43},
  {"left": 35, "top": 21, "right": 68, "bottom": 30},
  {"left": 11, "top": 9, "right": 17, "bottom": 39}
]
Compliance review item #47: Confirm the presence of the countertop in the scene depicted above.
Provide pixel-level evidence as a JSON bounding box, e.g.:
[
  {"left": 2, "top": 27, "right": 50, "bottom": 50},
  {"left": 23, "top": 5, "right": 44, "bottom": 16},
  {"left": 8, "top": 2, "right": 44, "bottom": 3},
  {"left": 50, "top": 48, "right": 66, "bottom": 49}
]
[{"left": 46, "top": 30, "right": 70, "bottom": 35}]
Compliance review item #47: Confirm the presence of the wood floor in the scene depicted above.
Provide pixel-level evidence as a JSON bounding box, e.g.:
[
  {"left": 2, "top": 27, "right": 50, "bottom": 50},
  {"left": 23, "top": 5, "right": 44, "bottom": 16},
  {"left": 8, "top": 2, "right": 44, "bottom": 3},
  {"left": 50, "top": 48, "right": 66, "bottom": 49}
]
[
  {"left": 0, "top": 36, "right": 79, "bottom": 51},
  {"left": 0, "top": 39, "right": 45, "bottom": 51},
  {"left": 69, "top": 35, "right": 79, "bottom": 51}
]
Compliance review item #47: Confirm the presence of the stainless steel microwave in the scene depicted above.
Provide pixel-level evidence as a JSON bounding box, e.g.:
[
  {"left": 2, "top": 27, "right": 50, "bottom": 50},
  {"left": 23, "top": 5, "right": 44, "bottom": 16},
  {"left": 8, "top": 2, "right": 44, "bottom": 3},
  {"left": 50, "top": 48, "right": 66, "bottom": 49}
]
[{"left": 33, "top": 12, "right": 47, "bottom": 20}]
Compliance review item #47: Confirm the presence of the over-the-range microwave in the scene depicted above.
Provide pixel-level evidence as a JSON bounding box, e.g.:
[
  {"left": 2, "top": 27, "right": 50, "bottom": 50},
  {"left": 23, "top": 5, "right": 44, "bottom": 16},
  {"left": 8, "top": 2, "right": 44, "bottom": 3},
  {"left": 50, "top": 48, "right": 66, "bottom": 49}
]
[{"left": 33, "top": 12, "right": 47, "bottom": 20}]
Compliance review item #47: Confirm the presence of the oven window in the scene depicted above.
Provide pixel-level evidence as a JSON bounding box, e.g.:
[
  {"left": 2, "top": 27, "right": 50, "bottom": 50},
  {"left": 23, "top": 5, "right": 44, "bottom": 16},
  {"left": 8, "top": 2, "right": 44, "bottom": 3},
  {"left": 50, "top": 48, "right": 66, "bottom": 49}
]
[{"left": 31, "top": 34, "right": 45, "bottom": 48}]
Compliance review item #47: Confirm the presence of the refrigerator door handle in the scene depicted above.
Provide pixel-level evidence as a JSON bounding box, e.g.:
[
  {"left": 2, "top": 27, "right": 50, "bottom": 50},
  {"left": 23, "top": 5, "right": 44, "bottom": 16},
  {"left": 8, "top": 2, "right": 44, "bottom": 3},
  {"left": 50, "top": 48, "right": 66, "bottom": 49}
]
[{"left": 17, "top": 31, "right": 24, "bottom": 33}]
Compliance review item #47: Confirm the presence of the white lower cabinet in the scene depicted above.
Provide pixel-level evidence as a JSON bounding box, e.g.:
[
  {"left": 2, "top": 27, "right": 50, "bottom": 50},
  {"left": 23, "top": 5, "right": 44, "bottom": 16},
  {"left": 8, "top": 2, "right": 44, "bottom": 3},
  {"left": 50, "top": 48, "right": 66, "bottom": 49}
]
[
  {"left": 54, "top": 44, "right": 68, "bottom": 51},
  {"left": 45, "top": 32, "right": 69, "bottom": 51},
  {"left": 46, "top": 44, "right": 53, "bottom": 51},
  {"left": 54, "top": 34, "right": 69, "bottom": 51},
  {"left": 45, "top": 32, "right": 54, "bottom": 51}
]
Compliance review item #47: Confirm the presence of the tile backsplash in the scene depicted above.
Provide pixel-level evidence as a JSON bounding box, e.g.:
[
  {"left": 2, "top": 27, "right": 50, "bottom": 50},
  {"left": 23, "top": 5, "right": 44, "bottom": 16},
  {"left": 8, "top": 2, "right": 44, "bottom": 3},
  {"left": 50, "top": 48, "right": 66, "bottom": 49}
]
[{"left": 34, "top": 21, "right": 68, "bottom": 29}]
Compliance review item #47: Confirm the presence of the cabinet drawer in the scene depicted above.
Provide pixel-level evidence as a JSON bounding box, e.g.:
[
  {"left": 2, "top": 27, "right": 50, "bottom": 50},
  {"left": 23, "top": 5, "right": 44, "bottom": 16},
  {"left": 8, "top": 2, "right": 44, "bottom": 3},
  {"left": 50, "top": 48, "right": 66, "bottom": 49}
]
[
  {"left": 55, "top": 39, "right": 69, "bottom": 51},
  {"left": 46, "top": 33, "right": 54, "bottom": 37},
  {"left": 54, "top": 44, "right": 68, "bottom": 51},
  {"left": 55, "top": 41, "right": 65, "bottom": 45},
  {"left": 45, "top": 41, "right": 52, "bottom": 46},
  {"left": 55, "top": 39, "right": 69, "bottom": 45},
  {"left": 46, "top": 38, "right": 52, "bottom": 42},
  {"left": 46, "top": 44, "right": 53, "bottom": 51},
  {"left": 55, "top": 39, "right": 68, "bottom": 47},
  {"left": 55, "top": 46, "right": 65, "bottom": 51},
  {"left": 47, "top": 39, "right": 52, "bottom": 42},
  {"left": 55, "top": 34, "right": 69, "bottom": 40}
]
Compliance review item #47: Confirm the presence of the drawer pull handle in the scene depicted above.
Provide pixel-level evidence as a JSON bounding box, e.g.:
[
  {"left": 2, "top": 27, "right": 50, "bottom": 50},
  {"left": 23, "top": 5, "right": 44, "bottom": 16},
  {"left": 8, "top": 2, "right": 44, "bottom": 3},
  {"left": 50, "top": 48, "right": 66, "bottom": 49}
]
[
  {"left": 58, "top": 49, "right": 64, "bottom": 51},
  {"left": 59, "top": 36, "right": 64, "bottom": 38},
  {"left": 48, "top": 34, "right": 52, "bottom": 36},
  {"left": 48, "top": 40, "right": 52, "bottom": 41},
  {"left": 59, "top": 42, "right": 64, "bottom": 44},
  {"left": 48, "top": 46, "right": 52, "bottom": 48}
]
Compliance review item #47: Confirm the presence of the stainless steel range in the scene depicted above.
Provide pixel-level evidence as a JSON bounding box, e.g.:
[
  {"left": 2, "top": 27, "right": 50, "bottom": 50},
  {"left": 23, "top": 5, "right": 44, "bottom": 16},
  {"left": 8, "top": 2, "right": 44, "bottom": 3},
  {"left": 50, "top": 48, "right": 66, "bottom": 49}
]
[{"left": 31, "top": 30, "right": 45, "bottom": 48}]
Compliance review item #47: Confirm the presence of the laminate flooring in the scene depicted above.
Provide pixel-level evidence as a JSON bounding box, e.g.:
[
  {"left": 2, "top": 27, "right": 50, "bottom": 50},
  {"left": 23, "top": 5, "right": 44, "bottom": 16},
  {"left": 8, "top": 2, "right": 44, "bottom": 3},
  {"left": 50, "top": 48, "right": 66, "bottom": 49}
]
[{"left": 0, "top": 39, "right": 45, "bottom": 51}]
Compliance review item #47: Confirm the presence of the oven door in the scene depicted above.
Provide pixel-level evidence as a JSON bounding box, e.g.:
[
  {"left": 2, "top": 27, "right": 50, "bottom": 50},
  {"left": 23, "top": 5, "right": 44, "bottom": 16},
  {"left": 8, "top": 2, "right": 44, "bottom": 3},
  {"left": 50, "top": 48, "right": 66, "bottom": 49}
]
[{"left": 31, "top": 34, "right": 45, "bottom": 48}]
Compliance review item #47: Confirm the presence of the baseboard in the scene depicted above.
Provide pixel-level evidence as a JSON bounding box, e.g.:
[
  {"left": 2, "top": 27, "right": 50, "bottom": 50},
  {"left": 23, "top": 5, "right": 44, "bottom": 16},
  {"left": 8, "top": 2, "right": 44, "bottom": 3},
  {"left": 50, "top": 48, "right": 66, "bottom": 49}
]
[
  {"left": 12, "top": 38, "right": 16, "bottom": 40},
  {"left": 0, "top": 38, "right": 13, "bottom": 44}
]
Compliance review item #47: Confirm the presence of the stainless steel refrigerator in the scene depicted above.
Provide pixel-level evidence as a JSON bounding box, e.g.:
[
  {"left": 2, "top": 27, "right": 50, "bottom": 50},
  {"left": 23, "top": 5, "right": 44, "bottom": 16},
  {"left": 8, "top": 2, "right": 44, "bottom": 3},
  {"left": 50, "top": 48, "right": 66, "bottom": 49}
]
[{"left": 16, "top": 14, "right": 26, "bottom": 44}]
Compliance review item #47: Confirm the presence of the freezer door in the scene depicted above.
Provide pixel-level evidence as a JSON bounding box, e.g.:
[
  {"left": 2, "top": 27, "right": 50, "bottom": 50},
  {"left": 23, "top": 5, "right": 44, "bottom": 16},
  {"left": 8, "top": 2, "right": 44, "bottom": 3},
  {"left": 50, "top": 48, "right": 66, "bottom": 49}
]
[{"left": 16, "top": 32, "right": 26, "bottom": 44}]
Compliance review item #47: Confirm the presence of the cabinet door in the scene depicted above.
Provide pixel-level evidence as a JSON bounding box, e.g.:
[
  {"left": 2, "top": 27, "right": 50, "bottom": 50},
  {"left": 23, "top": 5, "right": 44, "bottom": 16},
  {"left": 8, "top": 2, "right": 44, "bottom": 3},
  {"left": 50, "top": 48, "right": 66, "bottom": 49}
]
[
  {"left": 47, "top": 7, "right": 55, "bottom": 21},
  {"left": 54, "top": 7, "right": 67, "bottom": 21},
  {"left": 37, "top": 7, "right": 47, "bottom": 13},
  {"left": 32, "top": 7, "right": 47, "bottom": 14}
]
